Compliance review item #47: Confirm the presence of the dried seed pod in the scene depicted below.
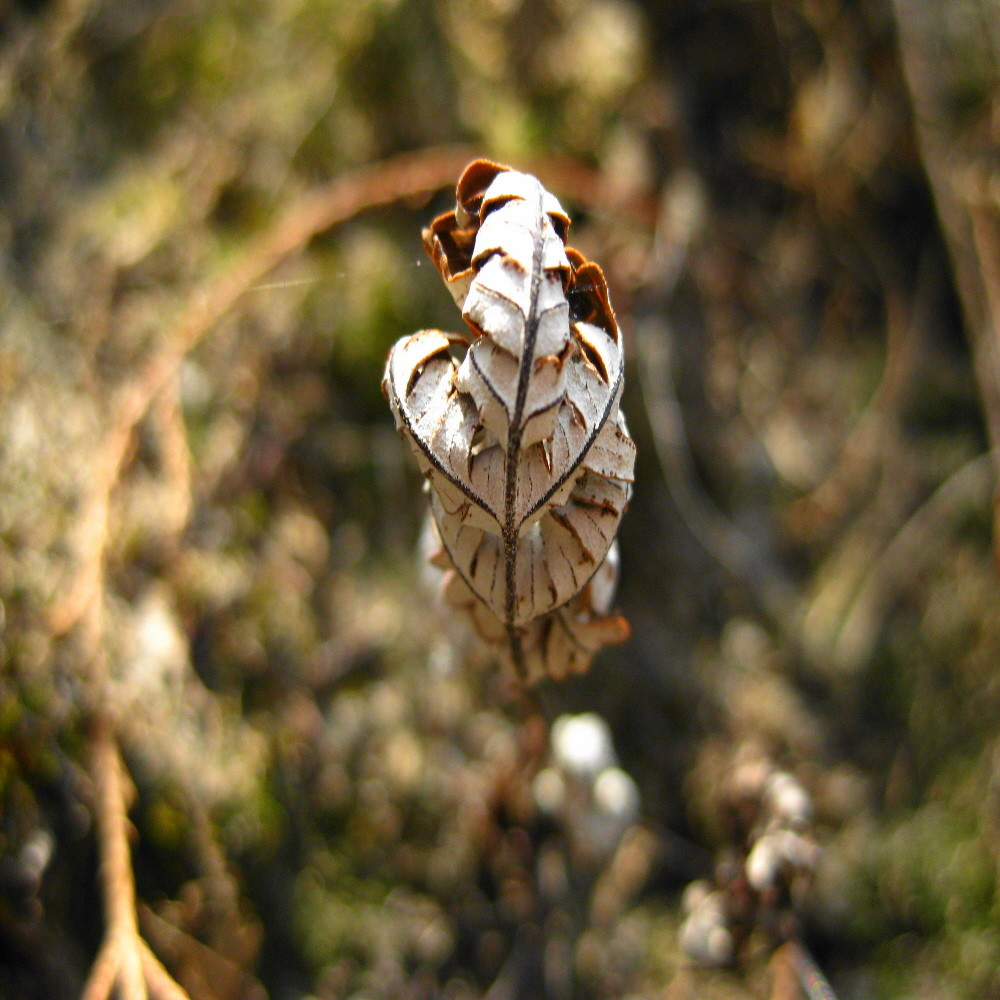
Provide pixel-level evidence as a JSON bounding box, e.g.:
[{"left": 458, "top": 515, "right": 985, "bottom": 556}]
[{"left": 385, "top": 160, "right": 635, "bottom": 681}]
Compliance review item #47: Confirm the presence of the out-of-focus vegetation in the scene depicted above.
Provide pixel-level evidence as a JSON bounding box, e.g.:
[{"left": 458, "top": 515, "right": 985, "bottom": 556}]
[{"left": 2, "top": 0, "right": 999, "bottom": 997}]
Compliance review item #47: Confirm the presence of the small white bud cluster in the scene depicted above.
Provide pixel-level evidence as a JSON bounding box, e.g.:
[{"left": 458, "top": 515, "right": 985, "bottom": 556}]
[
  {"left": 678, "top": 880, "right": 735, "bottom": 967},
  {"left": 533, "top": 713, "right": 640, "bottom": 863},
  {"left": 679, "top": 758, "right": 820, "bottom": 968},
  {"left": 745, "top": 770, "right": 819, "bottom": 894}
]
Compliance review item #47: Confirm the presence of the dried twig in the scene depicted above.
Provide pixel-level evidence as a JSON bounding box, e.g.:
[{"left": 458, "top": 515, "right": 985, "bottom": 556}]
[
  {"left": 782, "top": 941, "right": 839, "bottom": 1000},
  {"left": 770, "top": 942, "right": 801, "bottom": 1000},
  {"left": 892, "top": 0, "right": 1000, "bottom": 552},
  {"left": 788, "top": 249, "right": 927, "bottom": 536},
  {"left": 49, "top": 145, "right": 476, "bottom": 639},
  {"left": 139, "top": 904, "right": 266, "bottom": 1000},
  {"left": 829, "top": 451, "right": 992, "bottom": 669},
  {"left": 81, "top": 718, "right": 187, "bottom": 1000},
  {"left": 151, "top": 384, "right": 194, "bottom": 544},
  {"left": 139, "top": 943, "right": 194, "bottom": 1000},
  {"left": 62, "top": 146, "right": 477, "bottom": 1000},
  {"left": 637, "top": 325, "right": 759, "bottom": 578}
]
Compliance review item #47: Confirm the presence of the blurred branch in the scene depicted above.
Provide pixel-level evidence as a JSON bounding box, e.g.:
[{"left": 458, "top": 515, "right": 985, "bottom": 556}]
[
  {"left": 828, "top": 451, "right": 992, "bottom": 670},
  {"left": 81, "top": 718, "right": 191, "bottom": 1000},
  {"left": 634, "top": 174, "right": 796, "bottom": 631},
  {"left": 151, "top": 387, "right": 194, "bottom": 543},
  {"left": 48, "top": 145, "right": 475, "bottom": 639},
  {"left": 138, "top": 905, "right": 265, "bottom": 1000},
  {"left": 527, "top": 155, "right": 661, "bottom": 227},
  {"left": 892, "top": 0, "right": 1000, "bottom": 556},
  {"left": 770, "top": 941, "right": 842, "bottom": 1000},
  {"left": 637, "top": 321, "right": 765, "bottom": 584},
  {"left": 789, "top": 249, "right": 928, "bottom": 538},
  {"left": 51, "top": 145, "right": 478, "bottom": 1000},
  {"left": 770, "top": 943, "right": 800, "bottom": 1000}
]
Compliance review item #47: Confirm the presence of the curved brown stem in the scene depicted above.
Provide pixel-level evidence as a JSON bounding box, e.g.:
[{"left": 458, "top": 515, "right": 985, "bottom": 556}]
[{"left": 49, "top": 145, "right": 476, "bottom": 639}]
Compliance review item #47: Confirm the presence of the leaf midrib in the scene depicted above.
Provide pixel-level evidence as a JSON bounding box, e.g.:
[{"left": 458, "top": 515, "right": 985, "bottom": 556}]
[{"left": 503, "top": 182, "right": 547, "bottom": 627}]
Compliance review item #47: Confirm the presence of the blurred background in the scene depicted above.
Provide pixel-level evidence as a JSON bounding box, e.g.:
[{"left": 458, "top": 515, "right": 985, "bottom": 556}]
[{"left": 2, "top": 0, "right": 1000, "bottom": 997}]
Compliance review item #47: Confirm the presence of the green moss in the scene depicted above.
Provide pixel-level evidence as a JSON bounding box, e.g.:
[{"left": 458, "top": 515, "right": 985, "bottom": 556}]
[
  {"left": 292, "top": 855, "right": 391, "bottom": 969},
  {"left": 146, "top": 793, "right": 189, "bottom": 853}
]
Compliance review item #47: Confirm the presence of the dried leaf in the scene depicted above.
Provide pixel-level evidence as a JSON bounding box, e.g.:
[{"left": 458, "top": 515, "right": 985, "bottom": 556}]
[{"left": 385, "top": 160, "right": 635, "bottom": 681}]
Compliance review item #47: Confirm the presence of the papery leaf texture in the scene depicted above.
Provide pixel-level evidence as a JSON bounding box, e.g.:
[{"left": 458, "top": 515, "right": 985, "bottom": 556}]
[{"left": 384, "top": 159, "right": 635, "bottom": 682}]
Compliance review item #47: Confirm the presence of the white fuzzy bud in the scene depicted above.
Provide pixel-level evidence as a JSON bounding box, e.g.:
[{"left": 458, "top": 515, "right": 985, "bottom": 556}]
[
  {"left": 765, "top": 771, "right": 812, "bottom": 828},
  {"left": 745, "top": 829, "right": 820, "bottom": 891},
  {"left": 678, "top": 887, "right": 734, "bottom": 967},
  {"left": 593, "top": 766, "right": 639, "bottom": 824},
  {"left": 551, "top": 713, "right": 616, "bottom": 779}
]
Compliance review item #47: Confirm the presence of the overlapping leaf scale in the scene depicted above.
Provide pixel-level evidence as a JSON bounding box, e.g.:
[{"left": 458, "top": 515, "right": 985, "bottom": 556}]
[
  {"left": 423, "top": 415, "right": 633, "bottom": 627},
  {"left": 430, "top": 521, "right": 629, "bottom": 684},
  {"left": 384, "top": 328, "right": 505, "bottom": 534}
]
